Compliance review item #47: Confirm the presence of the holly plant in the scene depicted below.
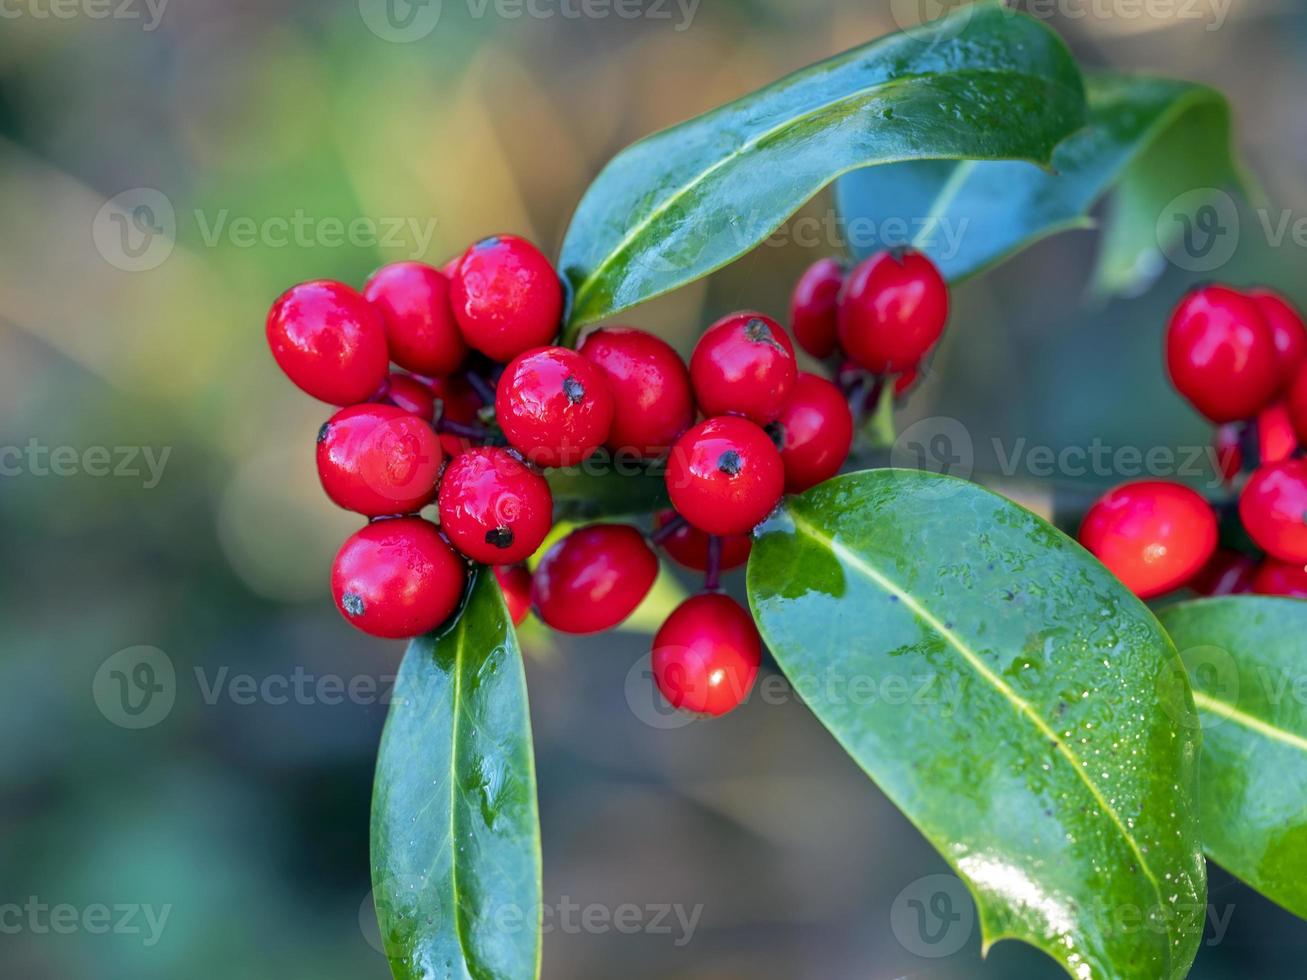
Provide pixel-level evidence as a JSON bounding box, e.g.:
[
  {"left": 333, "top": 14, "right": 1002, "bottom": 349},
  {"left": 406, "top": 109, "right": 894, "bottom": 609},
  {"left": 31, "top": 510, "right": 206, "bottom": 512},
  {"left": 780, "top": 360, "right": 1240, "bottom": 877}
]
[{"left": 263, "top": 3, "right": 1306, "bottom": 978}]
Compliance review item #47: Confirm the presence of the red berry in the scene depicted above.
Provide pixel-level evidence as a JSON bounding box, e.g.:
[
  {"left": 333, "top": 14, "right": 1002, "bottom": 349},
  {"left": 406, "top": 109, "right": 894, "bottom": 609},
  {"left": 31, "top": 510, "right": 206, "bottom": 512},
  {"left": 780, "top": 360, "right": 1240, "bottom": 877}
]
[
  {"left": 317, "top": 404, "right": 442, "bottom": 517},
  {"left": 666, "top": 416, "right": 784, "bottom": 536},
  {"left": 1258, "top": 401, "right": 1298, "bottom": 466},
  {"left": 437, "top": 447, "right": 553, "bottom": 564},
  {"left": 267, "top": 280, "right": 389, "bottom": 405},
  {"left": 423, "top": 374, "right": 484, "bottom": 457},
  {"left": 386, "top": 372, "right": 436, "bottom": 420},
  {"left": 494, "top": 565, "right": 532, "bottom": 626},
  {"left": 690, "top": 312, "right": 797, "bottom": 424},
  {"left": 331, "top": 518, "right": 465, "bottom": 638},
  {"left": 837, "top": 248, "right": 949, "bottom": 373},
  {"left": 1239, "top": 460, "right": 1307, "bottom": 563},
  {"left": 448, "top": 235, "right": 563, "bottom": 361},
  {"left": 363, "top": 262, "right": 467, "bottom": 377},
  {"left": 651, "top": 593, "right": 760, "bottom": 716},
  {"left": 1191, "top": 549, "right": 1258, "bottom": 597},
  {"left": 496, "top": 346, "right": 614, "bottom": 467},
  {"left": 1079, "top": 481, "right": 1218, "bottom": 599},
  {"left": 773, "top": 372, "right": 853, "bottom": 493},
  {"left": 1213, "top": 423, "right": 1243, "bottom": 483},
  {"left": 790, "top": 258, "right": 844, "bottom": 358},
  {"left": 654, "top": 510, "right": 751, "bottom": 572},
  {"left": 1165, "top": 284, "right": 1279, "bottom": 423},
  {"left": 1252, "top": 559, "right": 1307, "bottom": 598},
  {"left": 531, "top": 524, "right": 659, "bottom": 634},
  {"left": 1289, "top": 363, "right": 1307, "bottom": 446},
  {"left": 894, "top": 367, "right": 920, "bottom": 399},
  {"left": 578, "top": 327, "right": 693, "bottom": 458},
  {"left": 1248, "top": 287, "right": 1307, "bottom": 391}
]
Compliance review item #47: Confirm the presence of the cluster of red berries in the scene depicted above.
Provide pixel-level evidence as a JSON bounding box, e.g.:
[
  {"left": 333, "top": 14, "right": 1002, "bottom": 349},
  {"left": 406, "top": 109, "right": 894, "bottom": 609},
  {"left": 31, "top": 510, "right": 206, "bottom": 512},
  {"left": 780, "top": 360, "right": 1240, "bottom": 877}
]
[
  {"left": 266, "top": 234, "right": 948, "bottom": 715},
  {"left": 1079, "top": 283, "right": 1307, "bottom": 599}
]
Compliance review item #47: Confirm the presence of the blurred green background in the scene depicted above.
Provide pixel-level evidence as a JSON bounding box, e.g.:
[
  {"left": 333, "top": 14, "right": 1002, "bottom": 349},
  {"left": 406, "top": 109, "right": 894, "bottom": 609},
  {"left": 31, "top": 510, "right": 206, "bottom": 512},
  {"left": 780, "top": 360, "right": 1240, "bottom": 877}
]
[{"left": 2, "top": 0, "right": 1305, "bottom": 976}]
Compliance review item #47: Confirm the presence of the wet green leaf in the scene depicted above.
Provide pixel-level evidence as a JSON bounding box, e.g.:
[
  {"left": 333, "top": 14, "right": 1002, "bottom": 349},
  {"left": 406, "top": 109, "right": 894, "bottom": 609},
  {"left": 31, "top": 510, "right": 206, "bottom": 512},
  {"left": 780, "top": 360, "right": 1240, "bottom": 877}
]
[
  {"left": 558, "top": 0, "right": 1085, "bottom": 337},
  {"left": 371, "top": 570, "right": 542, "bottom": 980},
  {"left": 747, "top": 470, "right": 1205, "bottom": 979},
  {"left": 1158, "top": 597, "right": 1307, "bottom": 920},
  {"left": 835, "top": 73, "right": 1245, "bottom": 294}
]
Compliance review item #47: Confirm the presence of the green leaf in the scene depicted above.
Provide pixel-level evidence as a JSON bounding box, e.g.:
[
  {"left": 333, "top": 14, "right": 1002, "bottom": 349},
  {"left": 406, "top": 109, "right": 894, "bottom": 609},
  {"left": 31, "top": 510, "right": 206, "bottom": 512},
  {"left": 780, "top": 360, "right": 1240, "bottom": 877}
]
[
  {"left": 1158, "top": 597, "right": 1307, "bottom": 920},
  {"left": 371, "top": 569, "right": 542, "bottom": 980},
  {"left": 546, "top": 461, "right": 670, "bottom": 521},
  {"left": 558, "top": 0, "right": 1086, "bottom": 338},
  {"left": 746, "top": 470, "right": 1205, "bottom": 980},
  {"left": 834, "top": 72, "right": 1245, "bottom": 293}
]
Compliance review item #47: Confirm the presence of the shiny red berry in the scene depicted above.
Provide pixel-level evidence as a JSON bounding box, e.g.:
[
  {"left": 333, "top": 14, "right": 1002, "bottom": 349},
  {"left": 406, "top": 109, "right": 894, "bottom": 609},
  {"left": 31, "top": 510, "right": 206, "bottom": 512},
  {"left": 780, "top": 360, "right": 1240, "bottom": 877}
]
[
  {"left": 1165, "top": 284, "right": 1279, "bottom": 423},
  {"left": 317, "top": 404, "right": 442, "bottom": 517},
  {"left": 267, "top": 280, "right": 389, "bottom": 405},
  {"left": 363, "top": 262, "right": 467, "bottom": 377},
  {"left": 423, "top": 374, "right": 484, "bottom": 457},
  {"left": 773, "top": 372, "right": 853, "bottom": 493},
  {"left": 690, "top": 312, "right": 797, "bottom": 424},
  {"left": 1258, "top": 401, "right": 1298, "bottom": 466},
  {"left": 494, "top": 565, "right": 532, "bottom": 626},
  {"left": 651, "top": 593, "right": 761, "bottom": 716},
  {"left": 894, "top": 366, "right": 921, "bottom": 400},
  {"left": 496, "top": 347, "right": 614, "bottom": 468},
  {"left": 1239, "top": 460, "right": 1307, "bottom": 563},
  {"left": 331, "top": 518, "right": 465, "bottom": 638},
  {"left": 386, "top": 372, "right": 436, "bottom": 420},
  {"left": 837, "top": 248, "right": 949, "bottom": 373},
  {"left": 1079, "top": 481, "right": 1218, "bottom": 599},
  {"left": 666, "top": 416, "right": 784, "bottom": 536},
  {"left": 1289, "top": 363, "right": 1307, "bottom": 446},
  {"left": 531, "top": 524, "right": 659, "bottom": 634},
  {"left": 437, "top": 447, "right": 553, "bottom": 564},
  {"left": 654, "top": 510, "right": 751, "bottom": 572},
  {"left": 790, "top": 258, "right": 844, "bottom": 359},
  {"left": 578, "top": 327, "right": 693, "bottom": 458},
  {"left": 1252, "top": 559, "right": 1307, "bottom": 598},
  {"left": 1248, "top": 287, "right": 1307, "bottom": 391},
  {"left": 1213, "top": 423, "right": 1243, "bottom": 482},
  {"left": 1191, "top": 549, "right": 1258, "bottom": 597},
  {"left": 448, "top": 235, "right": 563, "bottom": 362}
]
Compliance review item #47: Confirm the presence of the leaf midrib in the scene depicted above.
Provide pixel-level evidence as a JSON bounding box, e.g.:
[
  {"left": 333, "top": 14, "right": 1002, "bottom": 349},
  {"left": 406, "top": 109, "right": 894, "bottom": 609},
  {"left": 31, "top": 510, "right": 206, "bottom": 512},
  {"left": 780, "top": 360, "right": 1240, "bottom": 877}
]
[
  {"left": 1192, "top": 689, "right": 1307, "bottom": 752},
  {"left": 568, "top": 64, "right": 1077, "bottom": 319},
  {"left": 786, "top": 505, "right": 1174, "bottom": 967}
]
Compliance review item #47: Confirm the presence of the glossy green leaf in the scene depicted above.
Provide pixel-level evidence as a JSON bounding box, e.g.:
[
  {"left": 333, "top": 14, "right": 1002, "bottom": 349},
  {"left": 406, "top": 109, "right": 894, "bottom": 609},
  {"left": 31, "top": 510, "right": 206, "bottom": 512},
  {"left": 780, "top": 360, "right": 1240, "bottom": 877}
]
[
  {"left": 371, "top": 570, "right": 542, "bottom": 980},
  {"left": 747, "top": 470, "right": 1205, "bottom": 979},
  {"left": 1158, "top": 597, "right": 1307, "bottom": 920},
  {"left": 546, "top": 462, "right": 669, "bottom": 521},
  {"left": 834, "top": 73, "right": 1244, "bottom": 293},
  {"left": 558, "top": 0, "right": 1086, "bottom": 337}
]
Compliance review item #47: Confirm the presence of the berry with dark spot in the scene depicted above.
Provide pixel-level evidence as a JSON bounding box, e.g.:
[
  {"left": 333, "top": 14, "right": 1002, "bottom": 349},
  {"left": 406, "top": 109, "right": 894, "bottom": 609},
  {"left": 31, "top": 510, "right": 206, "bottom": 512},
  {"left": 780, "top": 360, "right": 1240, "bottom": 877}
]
[
  {"left": 448, "top": 235, "right": 563, "bottom": 361},
  {"left": 330, "top": 518, "right": 465, "bottom": 638},
  {"left": 578, "top": 327, "right": 694, "bottom": 459},
  {"left": 652, "top": 593, "right": 760, "bottom": 716},
  {"left": 267, "top": 280, "right": 389, "bottom": 405},
  {"left": 690, "top": 312, "right": 797, "bottom": 424},
  {"left": 437, "top": 446, "right": 553, "bottom": 564},
  {"left": 317, "top": 404, "right": 442, "bottom": 517},
  {"left": 837, "top": 248, "right": 949, "bottom": 374},
  {"left": 666, "top": 416, "right": 784, "bottom": 536},
  {"left": 363, "top": 261, "right": 467, "bottom": 377},
  {"left": 496, "top": 346, "right": 614, "bottom": 467},
  {"left": 531, "top": 524, "right": 659, "bottom": 634}
]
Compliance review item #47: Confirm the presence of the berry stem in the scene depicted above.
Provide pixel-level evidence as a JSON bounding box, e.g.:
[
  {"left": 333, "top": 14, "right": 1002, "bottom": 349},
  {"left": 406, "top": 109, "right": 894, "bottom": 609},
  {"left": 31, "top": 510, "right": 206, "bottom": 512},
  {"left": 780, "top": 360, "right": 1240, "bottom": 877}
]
[
  {"left": 464, "top": 370, "right": 498, "bottom": 407},
  {"left": 649, "top": 513, "right": 688, "bottom": 547},
  {"left": 704, "top": 535, "right": 723, "bottom": 592},
  {"left": 437, "top": 418, "right": 504, "bottom": 444}
]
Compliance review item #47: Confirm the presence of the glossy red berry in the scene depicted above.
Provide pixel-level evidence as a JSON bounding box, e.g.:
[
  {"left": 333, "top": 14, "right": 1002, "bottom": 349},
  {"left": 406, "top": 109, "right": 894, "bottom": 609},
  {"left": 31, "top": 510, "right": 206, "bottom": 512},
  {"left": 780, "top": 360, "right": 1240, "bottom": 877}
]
[
  {"left": 494, "top": 565, "right": 532, "bottom": 626},
  {"left": 651, "top": 593, "right": 761, "bottom": 716},
  {"left": 1252, "top": 559, "right": 1307, "bottom": 598},
  {"left": 578, "top": 327, "right": 693, "bottom": 458},
  {"left": 386, "top": 372, "right": 436, "bottom": 420},
  {"left": 438, "top": 447, "right": 553, "bottom": 565},
  {"left": 531, "top": 524, "right": 659, "bottom": 634},
  {"left": 423, "top": 374, "right": 484, "bottom": 457},
  {"left": 690, "top": 312, "right": 797, "bottom": 424},
  {"left": 790, "top": 258, "right": 844, "bottom": 359},
  {"left": 654, "top": 510, "right": 751, "bottom": 572},
  {"left": 1289, "top": 363, "right": 1307, "bottom": 447},
  {"left": 448, "top": 235, "right": 563, "bottom": 362},
  {"left": 894, "top": 366, "right": 921, "bottom": 399},
  {"left": 1248, "top": 287, "right": 1307, "bottom": 391},
  {"left": 1239, "top": 460, "right": 1307, "bottom": 563},
  {"left": 363, "top": 262, "right": 467, "bottom": 377},
  {"left": 496, "top": 347, "right": 614, "bottom": 467},
  {"left": 773, "top": 372, "right": 853, "bottom": 493},
  {"left": 666, "top": 416, "right": 784, "bottom": 536},
  {"left": 837, "top": 248, "right": 949, "bottom": 373},
  {"left": 1258, "top": 401, "right": 1298, "bottom": 466},
  {"left": 331, "top": 518, "right": 465, "bottom": 638},
  {"left": 317, "top": 404, "right": 442, "bottom": 517},
  {"left": 1213, "top": 423, "right": 1243, "bottom": 483},
  {"left": 1165, "top": 284, "right": 1279, "bottom": 423},
  {"left": 1079, "top": 481, "right": 1218, "bottom": 599},
  {"left": 267, "top": 280, "right": 389, "bottom": 405},
  {"left": 1191, "top": 549, "right": 1258, "bottom": 597}
]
